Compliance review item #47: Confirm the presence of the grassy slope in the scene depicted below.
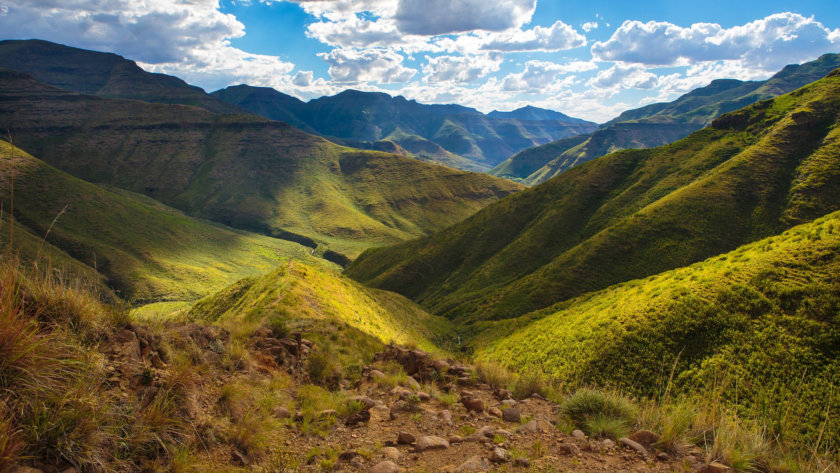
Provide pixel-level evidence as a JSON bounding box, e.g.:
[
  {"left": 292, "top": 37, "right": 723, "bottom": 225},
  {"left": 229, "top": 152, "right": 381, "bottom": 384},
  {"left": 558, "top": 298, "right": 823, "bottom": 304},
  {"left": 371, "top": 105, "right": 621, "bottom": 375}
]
[
  {"left": 0, "top": 70, "right": 523, "bottom": 259},
  {"left": 190, "top": 260, "right": 456, "bottom": 353},
  {"left": 491, "top": 54, "right": 840, "bottom": 184},
  {"left": 0, "top": 140, "right": 330, "bottom": 303},
  {"left": 347, "top": 70, "right": 840, "bottom": 325},
  {"left": 477, "top": 210, "right": 840, "bottom": 448}
]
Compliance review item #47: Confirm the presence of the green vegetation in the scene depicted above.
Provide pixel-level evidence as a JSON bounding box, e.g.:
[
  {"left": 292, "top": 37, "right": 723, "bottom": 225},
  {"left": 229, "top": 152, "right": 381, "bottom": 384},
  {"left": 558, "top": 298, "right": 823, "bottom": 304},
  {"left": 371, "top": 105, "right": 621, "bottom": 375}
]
[
  {"left": 490, "top": 53, "right": 840, "bottom": 184},
  {"left": 0, "top": 140, "right": 329, "bottom": 303},
  {"left": 479, "top": 210, "right": 840, "bottom": 450},
  {"left": 189, "top": 260, "right": 455, "bottom": 354},
  {"left": 348, "top": 70, "right": 840, "bottom": 327},
  {"left": 0, "top": 69, "right": 522, "bottom": 259}
]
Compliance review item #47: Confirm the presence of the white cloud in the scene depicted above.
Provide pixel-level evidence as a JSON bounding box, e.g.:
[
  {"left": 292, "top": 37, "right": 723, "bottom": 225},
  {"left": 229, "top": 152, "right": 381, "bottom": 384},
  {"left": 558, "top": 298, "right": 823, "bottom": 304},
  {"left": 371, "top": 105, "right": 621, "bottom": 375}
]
[
  {"left": 587, "top": 64, "right": 659, "bottom": 90},
  {"left": 422, "top": 53, "right": 503, "bottom": 83},
  {"left": 581, "top": 21, "right": 598, "bottom": 32},
  {"left": 592, "top": 13, "right": 840, "bottom": 73},
  {"left": 292, "top": 70, "right": 314, "bottom": 86},
  {"left": 1, "top": 0, "right": 299, "bottom": 92},
  {"left": 394, "top": 0, "right": 536, "bottom": 35},
  {"left": 501, "top": 60, "right": 593, "bottom": 92},
  {"left": 319, "top": 48, "right": 416, "bottom": 84},
  {"left": 478, "top": 20, "right": 586, "bottom": 52}
]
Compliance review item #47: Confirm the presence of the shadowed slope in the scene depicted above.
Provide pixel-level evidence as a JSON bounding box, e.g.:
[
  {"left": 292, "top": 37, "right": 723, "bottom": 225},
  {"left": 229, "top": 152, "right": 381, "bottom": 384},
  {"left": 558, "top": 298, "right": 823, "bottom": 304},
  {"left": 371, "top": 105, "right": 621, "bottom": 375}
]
[{"left": 0, "top": 70, "right": 523, "bottom": 259}]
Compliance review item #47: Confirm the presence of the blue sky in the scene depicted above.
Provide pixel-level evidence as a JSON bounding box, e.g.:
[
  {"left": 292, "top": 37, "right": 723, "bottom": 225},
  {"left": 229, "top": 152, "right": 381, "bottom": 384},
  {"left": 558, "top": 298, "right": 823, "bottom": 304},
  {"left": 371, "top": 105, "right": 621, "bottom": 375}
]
[{"left": 1, "top": 0, "right": 838, "bottom": 122}]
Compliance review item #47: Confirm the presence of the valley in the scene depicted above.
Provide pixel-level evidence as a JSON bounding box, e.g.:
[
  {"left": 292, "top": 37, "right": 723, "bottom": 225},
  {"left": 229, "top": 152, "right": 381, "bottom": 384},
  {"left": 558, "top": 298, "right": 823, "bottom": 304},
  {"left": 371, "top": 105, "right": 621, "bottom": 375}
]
[{"left": 0, "top": 35, "right": 838, "bottom": 473}]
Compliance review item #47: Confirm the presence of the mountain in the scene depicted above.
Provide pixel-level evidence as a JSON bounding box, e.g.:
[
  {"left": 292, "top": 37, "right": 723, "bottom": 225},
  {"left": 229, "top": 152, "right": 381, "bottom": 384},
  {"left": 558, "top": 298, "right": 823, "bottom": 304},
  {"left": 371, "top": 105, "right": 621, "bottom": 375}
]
[
  {"left": 0, "top": 39, "right": 245, "bottom": 114},
  {"left": 476, "top": 209, "right": 840, "bottom": 448},
  {"left": 212, "top": 85, "right": 598, "bottom": 172},
  {"left": 488, "top": 105, "right": 591, "bottom": 123},
  {"left": 347, "top": 69, "right": 840, "bottom": 325},
  {"left": 0, "top": 140, "right": 329, "bottom": 303},
  {"left": 491, "top": 53, "right": 840, "bottom": 184},
  {"left": 0, "top": 69, "right": 523, "bottom": 261}
]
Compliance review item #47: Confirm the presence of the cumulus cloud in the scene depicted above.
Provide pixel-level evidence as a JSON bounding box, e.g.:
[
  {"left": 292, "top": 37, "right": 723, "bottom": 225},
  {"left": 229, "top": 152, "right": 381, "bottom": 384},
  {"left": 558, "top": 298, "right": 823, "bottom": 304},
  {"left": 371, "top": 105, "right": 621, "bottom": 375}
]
[
  {"left": 292, "top": 71, "right": 314, "bottom": 87},
  {"left": 581, "top": 21, "right": 598, "bottom": 32},
  {"left": 319, "top": 48, "right": 416, "bottom": 83},
  {"left": 422, "top": 53, "right": 503, "bottom": 83},
  {"left": 592, "top": 13, "right": 840, "bottom": 72},
  {"left": 479, "top": 20, "right": 586, "bottom": 52},
  {"left": 394, "top": 0, "right": 536, "bottom": 35},
  {"left": 501, "top": 60, "right": 593, "bottom": 92},
  {"left": 587, "top": 64, "right": 659, "bottom": 90},
  {"left": 0, "top": 0, "right": 298, "bottom": 92}
]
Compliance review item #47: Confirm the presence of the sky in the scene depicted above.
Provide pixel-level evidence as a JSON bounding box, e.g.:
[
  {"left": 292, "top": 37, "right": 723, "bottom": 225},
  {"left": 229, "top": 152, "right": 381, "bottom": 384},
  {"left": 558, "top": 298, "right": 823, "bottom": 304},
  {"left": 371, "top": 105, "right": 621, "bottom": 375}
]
[{"left": 0, "top": 1, "right": 838, "bottom": 122}]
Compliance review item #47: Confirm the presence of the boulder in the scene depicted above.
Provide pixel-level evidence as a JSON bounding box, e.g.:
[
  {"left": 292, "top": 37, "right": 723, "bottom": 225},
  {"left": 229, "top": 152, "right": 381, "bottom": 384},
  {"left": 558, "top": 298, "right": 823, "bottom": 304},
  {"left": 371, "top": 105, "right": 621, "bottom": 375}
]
[
  {"left": 461, "top": 396, "right": 484, "bottom": 412},
  {"left": 438, "top": 409, "right": 453, "bottom": 425},
  {"left": 273, "top": 406, "right": 291, "bottom": 419},
  {"left": 380, "top": 447, "right": 400, "bottom": 461},
  {"left": 502, "top": 407, "right": 521, "bottom": 423},
  {"left": 490, "top": 447, "right": 509, "bottom": 463},
  {"left": 369, "top": 461, "right": 400, "bottom": 473},
  {"left": 488, "top": 407, "right": 502, "bottom": 418},
  {"left": 618, "top": 437, "right": 650, "bottom": 459},
  {"left": 454, "top": 456, "right": 490, "bottom": 472},
  {"left": 415, "top": 436, "right": 449, "bottom": 452},
  {"left": 629, "top": 429, "right": 661, "bottom": 447},
  {"left": 345, "top": 410, "right": 371, "bottom": 426},
  {"left": 397, "top": 432, "right": 416, "bottom": 445}
]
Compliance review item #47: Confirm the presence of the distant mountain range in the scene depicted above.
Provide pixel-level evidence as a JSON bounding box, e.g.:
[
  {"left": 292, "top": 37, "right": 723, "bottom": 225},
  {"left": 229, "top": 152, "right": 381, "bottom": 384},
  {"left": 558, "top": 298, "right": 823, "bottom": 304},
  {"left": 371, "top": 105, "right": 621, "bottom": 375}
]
[
  {"left": 491, "top": 53, "right": 840, "bottom": 184},
  {"left": 0, "top": 68, "right": 522, "bottom": 263},
  {"left": 211, "top": 86, "right": 597, "bottom": 172}
]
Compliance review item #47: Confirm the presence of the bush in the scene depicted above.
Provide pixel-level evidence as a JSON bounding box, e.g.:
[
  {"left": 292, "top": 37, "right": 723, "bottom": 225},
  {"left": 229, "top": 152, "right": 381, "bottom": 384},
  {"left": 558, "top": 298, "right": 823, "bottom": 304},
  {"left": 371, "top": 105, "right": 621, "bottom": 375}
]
[
  {"left": 561, "top": 388, "right": 636, "bottom": 438},
  {"left": 475, "top": 361, "right": 514, "bottom": 390},
  {"left": 306, "top": 350, "right": 341, "bottom": 389},
  {"left": 511, "top": 371, "right": 549, "bottom": 399}
]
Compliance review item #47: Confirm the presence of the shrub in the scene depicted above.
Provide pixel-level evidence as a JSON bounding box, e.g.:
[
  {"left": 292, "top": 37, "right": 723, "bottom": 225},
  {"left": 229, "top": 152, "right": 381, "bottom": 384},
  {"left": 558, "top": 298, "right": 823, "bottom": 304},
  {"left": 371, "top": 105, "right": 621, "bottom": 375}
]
[
  {"left": 475, "top": 361, "right": 513, "bottom": 390},
  {"left": 511, "top": 371, "right": 549, "bottom": 399},
  {"left": 306, "top": 351, "right": 341, "bottom": 389},
  {"left": 561, "top": 388, "right": 636, "bottom": 438}
]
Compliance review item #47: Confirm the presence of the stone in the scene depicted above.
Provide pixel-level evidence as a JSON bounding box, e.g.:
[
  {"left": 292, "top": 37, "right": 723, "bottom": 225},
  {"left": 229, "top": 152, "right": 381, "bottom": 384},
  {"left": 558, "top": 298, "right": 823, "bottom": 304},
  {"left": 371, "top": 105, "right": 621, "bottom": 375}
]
[
  {"left": 381, "top": 447, "right": 400, "bottom": 461},
  {"left": 656, "top": 451, "right": 671, "bottom": 462},
  {"left": 602, "top": 439, "right": 616, "bottom": 449},
  {"left": 397, "top": 431, "right": 416, "bottom": 445},
  {"left": 490, "top": 447, "right": 509, "bottom": 463},
  {"left": 558, "top": 443, "right": 580, "bottom": 455},
  {"left": 514, "top": 457, "right": 530, "bottom": 468},
  {"left": 369, "top": 461, "right": 400, "bottom": 473},
  {"left": 454, "top": 456, "right": 490, "bottom": 472},
  {"left": 417, "top": 391, "right": 431, "bottom": 401},
  {"left": 571, "top": 429, "right": 587, "bottom": 441},
  {"left": 488, "top": 407, "right": 502, "bottom": 418},
  {"left": 370, "top": 405, "right": 390, "bottom": 422},
  {"left": 438, "top": 409, "right": 453, "bottom": 425},
  {"left": 369, "top": 370, "right": 386, "bottom": 380},
  {"left": 345, "top": 410, "right": 371, "bottom": 426},
  {"left": 516, "top": 417, "right": 552, "bottom": 434},
  {"left": 405, "top": 377, "right": 421, "bottom": 390},
  {"left": 349, "top": 396, "right": 377, "bottom": 410},
  {"left": 618, "top": 437, "right": 650, "bottom": 459},
  {"left": 502, "top": 407, "right": 521, "bottom": 423},
  {"left": 501, "top": 399, "right": 517, "bottom": 408},
  {"left": 629, "top": 429, "right": 661, "bottom": 447},
  {"left": 461, "top": 396, "right": 484, "bottom": 412},
  {"left": 60, "top": 469, "right": 77, "bottom": 473},
  {"left": 414, "top": 435, "right": 449, "bottom": 452},
  {"left": 432, "top": 359, "right": 450, "bottom": 374},
  {"left": 702, "top": 462, "right": 732, "bottom": 473},
  {"left": 273, "top": 406, "right": 291, "bottom": 419}
]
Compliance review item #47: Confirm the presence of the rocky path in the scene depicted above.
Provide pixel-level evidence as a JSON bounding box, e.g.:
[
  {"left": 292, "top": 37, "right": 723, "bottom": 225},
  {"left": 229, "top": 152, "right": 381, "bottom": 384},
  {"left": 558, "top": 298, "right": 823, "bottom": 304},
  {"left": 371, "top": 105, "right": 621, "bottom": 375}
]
[{"left": 281, "top": 346, "right": 723, "bottom": 473}]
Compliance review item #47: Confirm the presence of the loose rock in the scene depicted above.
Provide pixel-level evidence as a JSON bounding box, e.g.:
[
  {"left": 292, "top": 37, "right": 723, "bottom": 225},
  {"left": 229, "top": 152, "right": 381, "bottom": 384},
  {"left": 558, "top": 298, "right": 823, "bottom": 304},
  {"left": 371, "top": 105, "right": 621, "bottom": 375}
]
[
  {"left": 618, "top": 437, "right": 650, "bottom": 459},
  {"left": 415, "top": 435, "right": 449, "bottom": 452},
  {"left": 702, "top": 462, "right": 732, "bottom": 473},
  {"left": 502, "top": 407, "right": 521, "bottom": 423},
  {"left": 397, "top": 432, "right": 416, "bottom": 445},
  {"left": 490, "top": 447, "right": 509, "bottom": 463},
  {"left": 369, "top": 461, "right": 400, "bottom": 473},
  {"left": 455, "top": 456, "right": 490, "bottom": 472},
  {"left": 380, "top": 447, "right": 400, "bottom": 461},
  {"left": 629, "top": 429, "right": 661, "bottom": 447}
]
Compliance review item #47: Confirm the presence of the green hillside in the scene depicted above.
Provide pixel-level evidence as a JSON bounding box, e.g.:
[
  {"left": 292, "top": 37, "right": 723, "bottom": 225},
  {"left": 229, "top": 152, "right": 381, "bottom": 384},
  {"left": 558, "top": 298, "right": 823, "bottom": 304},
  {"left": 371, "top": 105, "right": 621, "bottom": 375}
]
[
  {"left": 491, "top": 53, "right": 840, "bottom": 184},
  {"left": 0, "top": 140, "right": 329, "bottom": 303},
  {"left": 0, "top": 69, "right": 523, "bottom": 260},
  {"left": 347, "top": 69, "right": 840, "bottom": 325},
  {"left": 190, "top": 260, "right": 456, "bottom": 353},
  {"left": 0, "top": 39, "right": 243, "bottom": 114},
  {"left": 213, "top": 86, "right": 597, "bottom": 172},
  {"left": 477, "top": 210, "right": 840, "bottom": 448}
]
